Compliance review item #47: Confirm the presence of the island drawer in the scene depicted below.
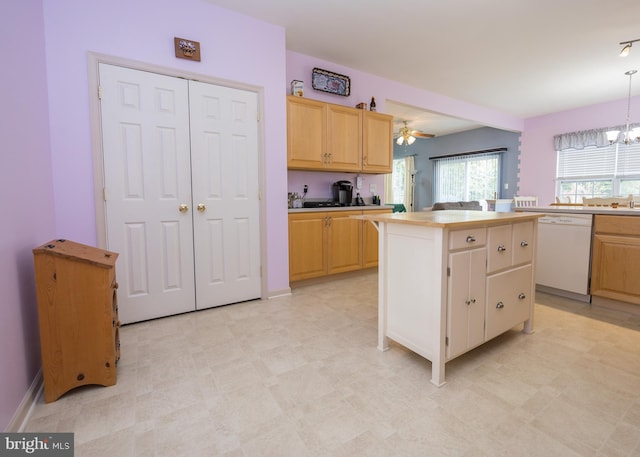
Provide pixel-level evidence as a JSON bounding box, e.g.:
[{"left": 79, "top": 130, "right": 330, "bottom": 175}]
[{"left": 449, "top": 227, "right": 487, "bottom": 250}]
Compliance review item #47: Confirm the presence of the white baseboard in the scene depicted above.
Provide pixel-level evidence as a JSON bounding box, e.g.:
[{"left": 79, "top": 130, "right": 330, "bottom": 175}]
[
  {"left": 267, "top": 288, "right": 292, "bottom": 299},
  {"left": 5, "top": 369, "right": 43, "bottom": 432}
]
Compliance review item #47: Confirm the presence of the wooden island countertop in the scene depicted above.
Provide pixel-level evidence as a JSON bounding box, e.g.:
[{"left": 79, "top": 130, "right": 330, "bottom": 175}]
[{"left": 357, "top": 209, "right": 544, "bottom": 229}]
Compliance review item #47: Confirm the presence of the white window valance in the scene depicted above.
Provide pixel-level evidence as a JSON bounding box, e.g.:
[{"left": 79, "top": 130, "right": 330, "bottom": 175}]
[{"left": 554, "top": 124, "right": 640, "bottom": 151}]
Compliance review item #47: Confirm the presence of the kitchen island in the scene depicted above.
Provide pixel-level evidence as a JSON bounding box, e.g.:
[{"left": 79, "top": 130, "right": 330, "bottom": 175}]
[{"left": 358, "top": 210, "right": 544, "bottom": 386}]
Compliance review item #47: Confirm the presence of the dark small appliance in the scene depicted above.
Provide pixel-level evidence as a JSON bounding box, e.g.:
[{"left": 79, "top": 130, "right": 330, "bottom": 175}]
[{"left": 332, "top": 180, "right": 353, "bottom": 206}]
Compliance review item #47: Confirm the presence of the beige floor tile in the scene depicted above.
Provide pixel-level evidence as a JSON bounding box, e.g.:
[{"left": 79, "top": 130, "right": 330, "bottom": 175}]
[{"left": 22, "top": 272, "right": 640, "bottom": 457}]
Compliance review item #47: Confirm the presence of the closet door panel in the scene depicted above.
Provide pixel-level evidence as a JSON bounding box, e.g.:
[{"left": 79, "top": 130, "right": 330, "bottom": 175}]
[
  {"left": 189, "top": 81, "right": 262, "bottom": 309},
  {"left": 100, "top": 63, "right": 196, "bottom": 323}
]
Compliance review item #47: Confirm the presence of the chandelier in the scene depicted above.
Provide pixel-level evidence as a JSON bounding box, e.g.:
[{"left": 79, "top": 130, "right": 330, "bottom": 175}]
[{"left": 606, "top": 70, "right": 640, "bottom": 145}]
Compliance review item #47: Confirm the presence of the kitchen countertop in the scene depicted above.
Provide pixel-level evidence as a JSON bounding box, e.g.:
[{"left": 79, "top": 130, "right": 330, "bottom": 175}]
[
  {"left": 516, "top": 205, "right": 640, "bottom": 216},
  {"left": 288, "top": 205, "right": 393, "bottom": 213},
  {"left": 357, "top": 209, "right": 544, "bottom": 229}
]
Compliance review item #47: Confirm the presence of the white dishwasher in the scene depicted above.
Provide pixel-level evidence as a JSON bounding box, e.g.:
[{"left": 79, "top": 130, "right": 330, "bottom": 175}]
[{"left": 536, "top": 213, "right": 593, "bottom": 302}]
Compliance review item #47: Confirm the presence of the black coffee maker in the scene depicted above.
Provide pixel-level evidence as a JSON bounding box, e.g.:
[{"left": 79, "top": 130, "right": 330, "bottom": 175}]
[{"left": 332, "top": 180, "right": 353, "bottom": 206}]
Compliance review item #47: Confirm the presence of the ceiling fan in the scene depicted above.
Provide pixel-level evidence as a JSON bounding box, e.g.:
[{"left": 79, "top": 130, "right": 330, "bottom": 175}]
[{"left": 395, "top": 121, "right": 434, "bottom": 145}]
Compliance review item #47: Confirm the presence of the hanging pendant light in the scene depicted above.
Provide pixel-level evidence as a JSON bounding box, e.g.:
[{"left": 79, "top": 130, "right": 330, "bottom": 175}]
[{"left": 607, "top": 69, "right": 640, "bottom": 144}]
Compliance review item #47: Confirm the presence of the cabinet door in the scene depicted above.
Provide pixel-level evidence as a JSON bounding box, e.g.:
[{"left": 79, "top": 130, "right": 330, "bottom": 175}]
[
  {"left": 287, "top": 96, "right": 326, "bottom": 169},
  {"left": 511, "top": 221, "right": 534, "bottom": 266},
  {"left": 362, "top": 111, "right": 393, "bottom": 173},
  {"left": 485, "top": 265, "right": 532, "bottom": 341},
  {"left": 288, "top": 212, "right": 327, "bottom": 281},
  {"left": 362, "top": 209, "right": 392, "bottom": 268},
  {"left": 326, "top": 104, "right": 362, "bottom": 171},
  {"left": 327, "top": 211, "right": 363, "bottom": 274},
  {"left": 487, "top": 224, "right": 513, "bottom": 273},
  {"left": 447, "top": 248, "right": 487, "bottom": 360},
  {"left": 591, "top": 233, "right": 640, "bottom": 305}
]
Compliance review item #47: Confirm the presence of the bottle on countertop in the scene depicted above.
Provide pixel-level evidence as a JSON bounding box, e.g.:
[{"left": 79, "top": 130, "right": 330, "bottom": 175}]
[{"left": 370, "top": 97, "right": 376, "bottom": 112}]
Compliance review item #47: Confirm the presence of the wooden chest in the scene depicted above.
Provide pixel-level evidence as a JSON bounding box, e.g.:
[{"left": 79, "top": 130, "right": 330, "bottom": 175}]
[{"left": 33, "top": 239, "right": 119, "bottom": 402}]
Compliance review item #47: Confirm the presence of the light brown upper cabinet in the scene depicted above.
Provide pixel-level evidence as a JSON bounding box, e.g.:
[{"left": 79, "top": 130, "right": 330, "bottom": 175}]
[
  {"left": 362, "top": 110, "right": 394, "bottom": 173},
  {"left": 287, "top": 96, "right": 392, "bottom": 173}
]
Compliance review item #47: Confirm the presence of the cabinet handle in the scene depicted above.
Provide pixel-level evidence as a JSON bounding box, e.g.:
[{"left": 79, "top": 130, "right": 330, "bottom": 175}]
[
  {"left": 496, "top": 302, "right": 504, "bottom": 309},
  {"left": 497, "top": 244, "right": 506, "bottom": 252},
  {"left": 471, "top": 298, "right": 476, "bottom": 303},
  {"left": 178, "top": 204, "right": 189, "bottom": 213},
  {"left": 197, "top": 203, "right": 206, "bottom": 212},
  {"left": 466, "top": 235, "right": 476, "bottom": 243},
  {"left": 518, "top": 293, "right": 526, "bottom": 300},
  {"left": 465, "top": 299, "right": 471, "bottom": 305},
  {"left": 520, "top": 240, "right": 529, "bottom": 247}
]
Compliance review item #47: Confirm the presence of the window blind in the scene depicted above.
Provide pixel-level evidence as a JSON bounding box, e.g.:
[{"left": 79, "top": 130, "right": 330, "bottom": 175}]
[
  {"left": 557, "top": 143, "right": 640, "bottom": 178},
  {"left": 433, "top": 151, "right": 501, "bottom": 202},
  {"left": 557, "top": 146, "right": 616, "bottom": 178}
]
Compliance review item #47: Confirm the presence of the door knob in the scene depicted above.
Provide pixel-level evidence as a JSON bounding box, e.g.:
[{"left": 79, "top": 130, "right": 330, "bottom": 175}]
[
  {"left": 178, "top": 204, "right": 189, "bottom": 213},
  {"left": 197, "top": 203, "right": 206, "bottom": 212}
]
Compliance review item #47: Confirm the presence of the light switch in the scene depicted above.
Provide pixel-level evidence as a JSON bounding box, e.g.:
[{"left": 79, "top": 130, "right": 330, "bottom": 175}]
[{"left": 370, "top": 184, "right": 376, "bottom": 193}]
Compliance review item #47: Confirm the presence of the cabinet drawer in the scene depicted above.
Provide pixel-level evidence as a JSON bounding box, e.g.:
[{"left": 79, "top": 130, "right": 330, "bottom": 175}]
[
  {"left": 487, "top": 224, "right": 512, "bottom": 272},
  {"left": 486, "top": 265, "right": 532, "bottom": 340},
  {"left": 449, "top": 227, "right": 487, "bottom": 250},
  {"left": 511, "top": 221, "right": 535, "bottom": 266},
  {"left": 594, "top": 215, "right": 640, "bottom": 236}
]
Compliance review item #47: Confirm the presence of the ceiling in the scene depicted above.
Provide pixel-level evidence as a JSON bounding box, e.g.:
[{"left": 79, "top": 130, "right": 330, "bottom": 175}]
[{"left": 204, "top": 0, "right": 640, "bottom": 137}]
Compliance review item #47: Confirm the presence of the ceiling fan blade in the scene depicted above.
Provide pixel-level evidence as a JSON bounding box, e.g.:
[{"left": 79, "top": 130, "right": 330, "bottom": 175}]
[{"left": 412, "top": 131, "right": 435, "bottom": 138}]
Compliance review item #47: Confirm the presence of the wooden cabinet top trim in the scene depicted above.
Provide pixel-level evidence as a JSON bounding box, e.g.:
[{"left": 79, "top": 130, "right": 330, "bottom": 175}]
[{"left": 33, "top": 239, "right": 118, "bottom": 268}]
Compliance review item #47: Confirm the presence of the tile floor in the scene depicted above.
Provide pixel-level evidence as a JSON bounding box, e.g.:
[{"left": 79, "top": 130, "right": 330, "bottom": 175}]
[{"left": 24, "top": 272, "right": 640, "bottom": 456}]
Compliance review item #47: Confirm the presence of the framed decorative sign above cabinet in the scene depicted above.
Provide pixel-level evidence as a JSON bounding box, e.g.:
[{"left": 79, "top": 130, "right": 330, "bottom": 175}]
[{"left": 312, "top": 67, "right": 350, "bottom": 96}]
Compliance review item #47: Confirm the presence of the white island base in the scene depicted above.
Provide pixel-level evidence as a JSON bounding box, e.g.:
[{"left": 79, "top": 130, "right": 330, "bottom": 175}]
[{"left": 359, "top": 210, "right": 542, "bottom": 387}]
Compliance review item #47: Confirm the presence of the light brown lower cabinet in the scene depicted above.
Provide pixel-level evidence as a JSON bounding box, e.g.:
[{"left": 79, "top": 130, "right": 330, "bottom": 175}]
[
  {"left": 362, "top": 209, "right": 393, "bottom": 267},
  {"left": 288, "top": 209, "right": 391, "bottom": 282},
  {"left": 591, "top": 215, "right": 640, "bottom": 306}
]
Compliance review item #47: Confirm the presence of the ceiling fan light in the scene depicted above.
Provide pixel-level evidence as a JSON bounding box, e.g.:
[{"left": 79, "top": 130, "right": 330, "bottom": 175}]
[
  {"left": 408, "top": 136, "right": 416, "bottom": 145},
  {"left": 632, "top": 127, "right": 640, "bottom": 141},
  {"left": 620, "top": 43, "right": 632, "bottom": 57},
  {"left": 396, "top": 136, "right": 404, "bottom": 145}
]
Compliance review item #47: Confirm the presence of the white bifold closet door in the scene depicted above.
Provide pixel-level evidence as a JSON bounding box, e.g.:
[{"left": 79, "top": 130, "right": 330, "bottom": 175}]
[{"left": 99, "top": 63, "right": 261, "bottom": 324}]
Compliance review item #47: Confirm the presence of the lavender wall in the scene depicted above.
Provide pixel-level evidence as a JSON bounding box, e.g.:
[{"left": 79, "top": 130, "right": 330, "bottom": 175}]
[
  {"left": 41, "top": 0, "right": 289, "bottom": 293},
  {"left": 521, "top": 95, "right": 640, "bottom": 205},
  {"left": 1, "top": 0, "right": 55, "bottom": 431}
]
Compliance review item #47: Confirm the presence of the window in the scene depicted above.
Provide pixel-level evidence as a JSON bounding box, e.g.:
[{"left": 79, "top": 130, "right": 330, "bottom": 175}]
[
  {"left": 556, "top": 142, "right": 640, "bottom": 202},
  {"left": 390, "top": 158, "right": 407, "bottom": 204},
  {"left": 385, "top": 156, "right": 414, "bottom": 210},
  {"left": 432, "top": 151, "right": 501, "bottom": 203}
]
